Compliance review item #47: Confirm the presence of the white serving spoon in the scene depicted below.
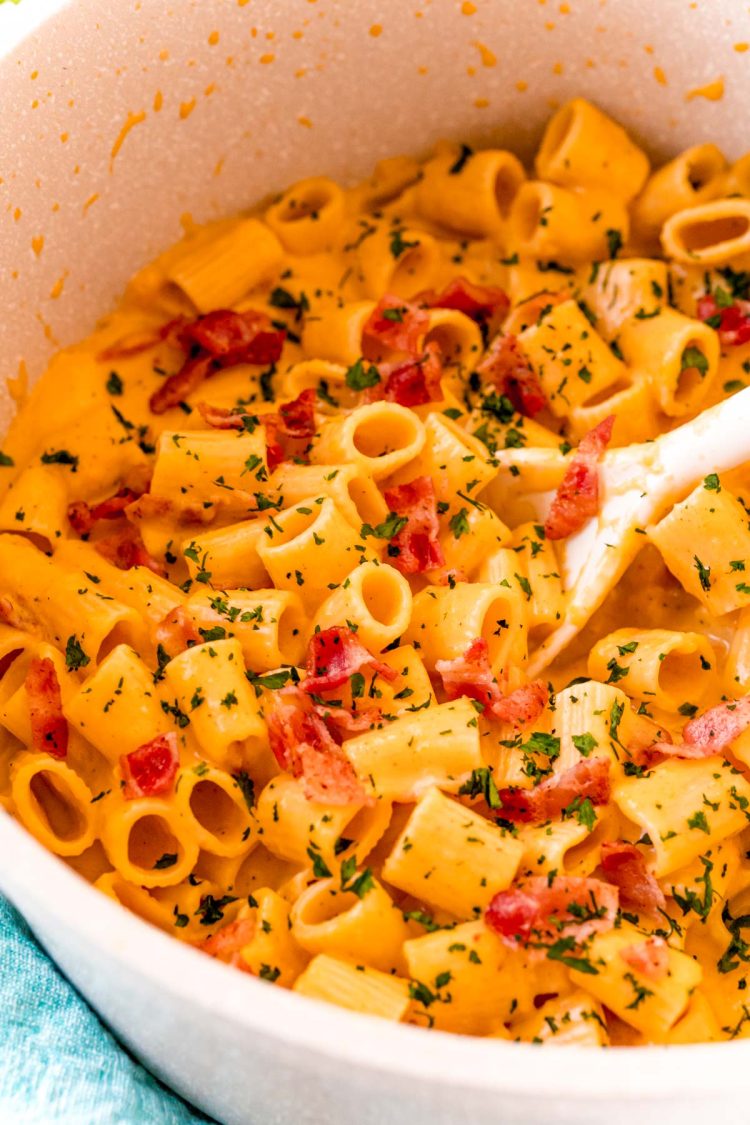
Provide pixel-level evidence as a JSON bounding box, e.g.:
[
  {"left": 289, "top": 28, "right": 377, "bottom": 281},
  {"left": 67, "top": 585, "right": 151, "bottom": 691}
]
[{"left": 493, "top": 386, "right": 750, "bottom": 678}]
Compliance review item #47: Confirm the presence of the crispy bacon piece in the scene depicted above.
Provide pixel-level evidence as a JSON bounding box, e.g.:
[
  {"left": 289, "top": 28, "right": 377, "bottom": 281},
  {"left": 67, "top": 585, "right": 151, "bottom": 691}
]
[
  {"left": 600, "top": 841, "right": 666, "bottom": 915},
  {"left": 150, "top": 309, "right": 285, "bottom": 415},
  {"left": 697, "top": 293, "right": 750, "bottom": 348},
  {"left": 485, "top": 875, "right": 618, "bottom": 947},
  {"left": 619, "top": 936, "right": 669, "bottom": 982},
  {"left": 362, "top": 295, "right": 429, "bottom": 360},
  {"left": 497, "top": 757, "right": 611, "bottom": 823},
  {"left": 544, "top": 415, "right": 615, "bottom": 541},
  {"left": 667, "top": 696, "right": 750, "bottom": 759},
  {"left": 374, "top": 343, "right": 443, "bottom": 408},
  {"left": 382, "top": 476, "right": 445, "bottom": 575},
  {"left": 200, "top": 916, "right": 256, "bottom": 968},
  {"left": 97, "top": 318, "right": 185, "bottom": 361},
  {"left": 417, "top": 277, "right": 510, "bottom": 323},
  {"left": 155, "top": 605, "right": 202, "bottom": 658},
  {"left": 303, "top": 626, "right": 397, "bottom": 695},
  {"left": 200, "top": 389, "right": 316, "bottom": 472},
  {"left": 266, "top": 687, "right": 366, "bottom": 805},
  {"left": 197, "top": 402, "right": 248, "bottom": 430},
  {"left": 311, "top": 703, "right": 384, "bottom": 736},
  {"left": 26, "top": 656, "right": 68, "bottom": 759},
  {"left": 120, "top": 732, "right": 179, "bottom": 799},
  {"left": 67, "top": 487, "right": 142, "bottom": 536},
  {"left": 477, "top": 333, "right": 547, "bottom": 418},
  {"left": 435, "top": 638, "right": 547, "bottom": 727},
  {"left": 95, "top": 525, "right": 167, "bottom": 577}
]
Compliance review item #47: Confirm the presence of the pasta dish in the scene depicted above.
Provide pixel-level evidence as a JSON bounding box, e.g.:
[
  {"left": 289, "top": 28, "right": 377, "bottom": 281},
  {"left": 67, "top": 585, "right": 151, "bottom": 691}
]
[{"left": 3, "top": 97, "right": 750, "bottom": 1045}]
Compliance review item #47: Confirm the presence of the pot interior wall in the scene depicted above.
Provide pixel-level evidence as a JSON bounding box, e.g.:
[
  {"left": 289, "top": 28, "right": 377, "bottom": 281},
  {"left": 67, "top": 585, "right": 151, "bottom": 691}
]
[{"left": 0, "top": 0, "right": 747, "bottom": 421}]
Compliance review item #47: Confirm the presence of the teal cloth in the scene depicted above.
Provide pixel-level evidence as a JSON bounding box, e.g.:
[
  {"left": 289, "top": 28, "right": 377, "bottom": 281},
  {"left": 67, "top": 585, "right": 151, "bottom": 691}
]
[{"left": 0, "top": 896, "right": 213, "bottom": 1124}]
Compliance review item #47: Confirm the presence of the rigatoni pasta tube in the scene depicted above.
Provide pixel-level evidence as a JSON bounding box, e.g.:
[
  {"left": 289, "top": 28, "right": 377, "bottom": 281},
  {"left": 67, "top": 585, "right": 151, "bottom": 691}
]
[
  {"left": 387, "top": 414, "right": 496, "bottom": 502},
  {"left": 302, "top": 301, "right": 376, "bottom": 367},
  {"left": 357, "top": 225, "right": 441, "bottom": 300},
  {"left": 237, "top": 889, "right": 309, "bottom": 986},
  {"left": 256, "top": 497, "right": 371, "bottom": 613},
  {"left": 163, "top": 638, "right": 267, "bottom": 771},
  {"left": 290, "top": 876, "right": 409, "bottom": 973},
  {"left": 174, "top": 764, "right": 256, "bottom": 858},
  {"left": 181, "top": 519, "right": 271, "bottom": 590},
  {"left": 588, "top": 628, "right": 716, "bottom": 712},
  {"left": 166, "top": 218, "right": 283, "bottom": 312},
  {"left": 0, "top": 465, "right": 69, "bottom": 547},
  {"left": 269, "top": 462, "right": 387, "bottom": 530},
  {"left": 618, "top": 307, "right": 718, "bottom": 417},
  {"left": 632, "top": 144, "right": 728, "bottom": 245},
  {"left": 581, "top": 258, "right": 669, "bottom": 341},
  {"left": 310, "top": 402, "right": 425, "bottom": 481},
  {"left": 150, "top": 428, "right": 268, "bottom": 505},
  {"left": 185, "top": 588, "right": 307, "bottom": 670},
  {"left": 293, "top": 954, "right": 411, "bottom": 1020},
  {"left": 265, "top": 176, "right": 346, "bottom": 255},
  {"left": 535, "top": 97, "right": 649, "bottom": 202},
  {"left": 416, "top": 146, "right": 525, "bottom": 238},
  {"left": 64, "top": 644, "right": 170, "bottom": 762},
  {"left": 382, "top": 787, "right": 524, "bottom": 919},
  {"left": 661, "top": 199, "right": 750, "bottom": 266},
  {"left": 405, "top": 581, "right": 527, "bottom": 673},
  {"left": 99, "top": 794, "right": 199, "bottom": 888},
  {"left": 312, "top": 561, "right": 412, "bottom": 653},
  {"left": 344, "top": 698, "right": 482, "bottom": 801},
  {"left": 10, "top": 752, "right": 97, "bottom": 858},
  {"left": 509, "top": 182, "right": 629, "bottom": 263}
]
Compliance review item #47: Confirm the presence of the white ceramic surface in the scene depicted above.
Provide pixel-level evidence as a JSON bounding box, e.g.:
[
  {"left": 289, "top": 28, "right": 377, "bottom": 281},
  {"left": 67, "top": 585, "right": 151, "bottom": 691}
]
[{"left": 2, "top": 2, "right": 750, "bottom": 1122}]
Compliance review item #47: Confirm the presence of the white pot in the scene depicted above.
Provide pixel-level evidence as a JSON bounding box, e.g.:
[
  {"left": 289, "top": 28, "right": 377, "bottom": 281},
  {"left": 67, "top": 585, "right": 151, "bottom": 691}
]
[{"left": 1, "top": 2, "right": 749, "bottom": 1122}]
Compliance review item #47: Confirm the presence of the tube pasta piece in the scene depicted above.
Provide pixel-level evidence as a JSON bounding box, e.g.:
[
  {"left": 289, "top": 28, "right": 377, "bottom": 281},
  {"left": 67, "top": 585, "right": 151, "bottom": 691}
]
[
  {"left": 99, "top": 793, "right": 199, "bottom": 888},
  {"left": 618, "top": 307, "right": 719, "bottom": 417},
  {"left": 405, "top": 581, "right": 527, "bottom": 673},
  {"left": 301, "top": 301, "right": 376, "bottom": 367},
  {"left": 310, "top": 402, "right": 426, "bottom": 481},
  {"left": 228, "top": 888, "right": 309, "bottom": 986},
  {"left": 509, "top": 182, "right": 630, "bottom": 263},
  {"left": 185, "top": 588, "right": 306, "bottom": 670},
  {"left": 269, "top": 463, "right": 388, "bottom": 530},
  {"left": 724, "top": 151, "right": 750, "bottom": 198},
  {"left": 290, "top": 875, "right": 410, "bottom": 973},
  {"left": 278, "top": 360, "right": 352, "bottom": 409},
  {"left": 150, "top": 428, "right": 269, "bottom": 506},
  {"left": 581, "top": 258, "right": 669, "bottom": 340},
  {"left": 516, "top": 817, "right": 594, "bottom": 877},
  {"left": 510, "top": 522, "right": 564, "bottom": 636},
  {"left": 0, "top": 534, "right": 145, "bottom": 662},
  {"left": 0, "top": 465, "right": 70, "bottom": 547},
  {"left": 403, "top": 920, "right": 516, "bottom": 1034},
  {"left": 632, "top": 145, "right": 728, "bottom": 247},
  {"left": 613, "top": 759, "right": 750, "bottom": 877},
  {"left": 415, "top": 145, "right": 525, "bottom": 238},
  {"left": 166, "top": 219, "right": 283, "bottom": 312},
  {"left": 420, "top": 308, "right": 484, "bottom": 373},
  {"left": 195, "top": 844, "right": 300, "bottom": 900},
  {"left": 437, "top": 505, "right": 511, "bottom": 583},
  {"left": 255, "top": 773, "right": 391, "bottom": 868},
  {"left": 569, "top": 922, "right": 701, "bottom": 1037},
  {"left": 54, "top": 539, "right": 184, "bottom": 628},
  {"left": 10, "top": 751, "right": 97, "bottom": 857},
  {"left": 293, "top": 953, "right": 410, "bottom": 1020},
  {"left": 311, "top": 561, "right": 412, "bottom": 653},
  {"left": 265, "top": 176, "right": 347, "bottom": 255},
  {"left": 647, "top": 484, "right": 750, "bottom": 615},
  {"left": 535, "top": 98, "right": 649, "bottom": 202},
  {"left": 382, "top": 787, "right": 524, "bottom": 919},
  {"left": 343, "top": 698, "right": 482, "bottom": 802},
  {"left": 256, "top": 497, "right": 372, "bottom": 613},
  {"left": 548, "top": 679, "right": 661, "bottom": 776},
  {"left": 517, "top": 299, "right": 628, "bottom": 418},
  {"left": 357, "top": 225, "right": 442, "bottom": 300},
  {"left": 174, "top": 763, "right": 256, "bottom": 858},
  {"left": 162, "top": 638, "right": 267, "bottom": 771},
  {"left": 63, "top": 644, "right": 170, "bottom": 763},
  {"left": 513, "top": 990, "right": 609, "bottom": 1046},
  {"left": 725, "top": 607, "right": 750, "bottom": 693},
  {"left": 661, "top": 199, "right": 750, "bottom": 266},
  {"left": 588, "top": 628, "right": 716, "bottom": 713},
  {"left": 566, "top": 375, "right": 660, "bottom": 446},
  {"left": 386, "top": 413, "right": 496, "bottom": 502},
  {"left": 180, "top": 519, "right": 271, "bottom": 590}
]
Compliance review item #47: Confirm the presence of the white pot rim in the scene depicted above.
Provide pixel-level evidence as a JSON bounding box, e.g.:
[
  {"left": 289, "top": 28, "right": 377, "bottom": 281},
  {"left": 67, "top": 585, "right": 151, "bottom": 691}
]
[{"left": 0, "top": 808, "right": 745, "bottom": 1103}]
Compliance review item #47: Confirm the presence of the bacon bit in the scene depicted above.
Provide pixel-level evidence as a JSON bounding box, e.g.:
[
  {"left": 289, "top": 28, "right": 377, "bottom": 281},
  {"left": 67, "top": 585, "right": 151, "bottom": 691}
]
[
  {"left": 155, "top": 605, "right": 202, "bottom": 658},
  {"left": 370, "top": 343, "right": 443, "bottom": 408},
  {"left": 600, "top": 841, "right": 666, "bottom": 915},
  {"left": 303, "top": 626, "right": 397, "bottom": 695},
  {"left": 0, "top": 596, "right": 26, "bottom": 631},
  {"left": 382, "top": 476, "right": 445, "bottom": 575},
  {"left": 197, "top": 402, "right": 248, "bottom": 430},
  {"left": 259, "top": 387, "right": 318, "bottom": 471},
  {"left": 67, "top": 487, "right": 142, "bottom": 536},
  {"left": 697, "top": 293, "right": 750, "bottom": 348},
  {"left": 485, "top": 875, "right": 618, "bottom": 947},
  {"left": 200, "top": 916, "right": 256, "bottom": 968},
  {"left": 311, "top": 702, "right": 384, "bottom": 736},
  {"left": 120, "top": 732, "right": 180, "bottom": 799},
  {"left": 362, "top": 295, "right": 429, "bottom": 360},
  {"left": 435, "top": 638, "right": 546, "bottom": 726},
  {"left": 26, "top": 656, "right": 68, "bottom": 759},
  {"left": 497, "top": 757, "right": 611, "bottom": 823},
  {"left": 266, "top": 687, "right": 366, "bottom": 805},
  {"left": 95, "top": 525, "right": 167, "bottom": 578},
  {"left": 670, "top": 696, "right": 750, "bottom": 758},
  {"left": 416, "top": 277, "right": 510, "bottom": 323},
  {"left": 477, "top": 333, "right": 547, "bottom": 417},
  {"left": 619, "top": 936, "right": 670, "bottom": 982},
  {"left": 97, "top": 318, "right": 185, "bottom": 361},
  {"left": 150, "top": 309, "right": 285, "bottom": 414},
  {"left": 544, "top": 415, "right": 615, "bottom": 541}
]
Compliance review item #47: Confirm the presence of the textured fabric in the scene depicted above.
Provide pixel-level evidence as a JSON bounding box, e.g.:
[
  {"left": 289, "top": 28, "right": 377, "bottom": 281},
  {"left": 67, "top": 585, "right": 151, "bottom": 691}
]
[{"left": 0, "top": 896, "right": 214, "bottom": 1124}]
